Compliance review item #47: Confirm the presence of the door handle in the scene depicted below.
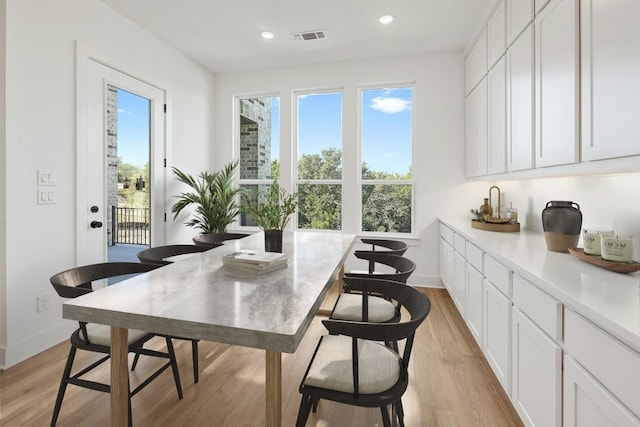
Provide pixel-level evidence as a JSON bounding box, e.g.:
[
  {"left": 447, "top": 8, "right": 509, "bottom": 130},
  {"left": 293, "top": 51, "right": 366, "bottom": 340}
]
[{"left": 90, "top": 221, "right": 103, "bottom": 229}]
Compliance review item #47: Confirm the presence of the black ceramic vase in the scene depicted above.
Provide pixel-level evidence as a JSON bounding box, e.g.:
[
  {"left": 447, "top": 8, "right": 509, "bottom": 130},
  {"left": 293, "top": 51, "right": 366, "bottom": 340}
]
[
  {"left": 542, "top": 201, "right": 582, "bottom": 253},
  {"left": 264, "top": 230, "right": 283, "bottom": 253}
]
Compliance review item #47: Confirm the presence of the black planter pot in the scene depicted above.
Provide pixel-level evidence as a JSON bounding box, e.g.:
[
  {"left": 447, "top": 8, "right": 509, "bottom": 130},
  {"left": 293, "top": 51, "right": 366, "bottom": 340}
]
[
  {"left": 542, "top": 201, "right": 582, "bottom": 253},
  {"left": 264, "top": 230, "right": 283, "bottom": 253}
]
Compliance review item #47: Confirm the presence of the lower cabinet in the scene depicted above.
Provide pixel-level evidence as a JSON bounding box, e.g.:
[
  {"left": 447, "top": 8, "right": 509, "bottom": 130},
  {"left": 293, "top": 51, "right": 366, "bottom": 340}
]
[
  {"left": 453, "top": 251, "right": 467, "bottom": 315},
  {"left": 512, "top": 307, "right": 562, "bottom": 427},
  {"left": 439, "top": 237, "right": 454, "bottom": 292},
  {"left": 563, "top": 356, "right": 640, "bottom": 427},
  {"left": 465, "top": 264, "right": 484, "bottom": 346},
  {"left": 483, "top": 279, "right": 512, "bottom": 395}
]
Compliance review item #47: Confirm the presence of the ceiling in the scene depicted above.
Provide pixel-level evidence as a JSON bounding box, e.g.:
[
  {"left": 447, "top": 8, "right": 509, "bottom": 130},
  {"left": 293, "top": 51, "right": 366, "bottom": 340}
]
[{"left": 101, "top": 0, "right": 494, "bottom": 74}]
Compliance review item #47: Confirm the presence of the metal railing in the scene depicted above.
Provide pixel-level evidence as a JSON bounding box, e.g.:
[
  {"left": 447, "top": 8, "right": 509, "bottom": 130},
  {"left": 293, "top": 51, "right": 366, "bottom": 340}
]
[{"left": 111, "top": 206, "right": 150, "bottom": 245}]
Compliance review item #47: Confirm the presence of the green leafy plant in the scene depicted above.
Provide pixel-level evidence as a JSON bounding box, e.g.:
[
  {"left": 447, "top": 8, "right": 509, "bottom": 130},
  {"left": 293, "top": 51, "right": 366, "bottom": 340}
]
[
  {"left": 241, "top": 163, "right": 299, "bottom": 231},
  {"left": 171, "top": 160, "right": 244, "bottom": 234}
]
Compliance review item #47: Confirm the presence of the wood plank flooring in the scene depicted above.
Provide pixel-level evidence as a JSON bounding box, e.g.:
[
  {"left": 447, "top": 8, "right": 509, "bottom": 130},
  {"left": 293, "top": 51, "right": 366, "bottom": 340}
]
[{"left": 0, "top": 288, "right": 523, "bottom": 426}]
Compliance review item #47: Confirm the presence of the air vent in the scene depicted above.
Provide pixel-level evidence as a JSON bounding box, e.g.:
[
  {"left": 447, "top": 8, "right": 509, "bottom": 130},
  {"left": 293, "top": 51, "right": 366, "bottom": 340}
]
[{"left": 292, "top": 30, "right": 326, "bottom": 41}]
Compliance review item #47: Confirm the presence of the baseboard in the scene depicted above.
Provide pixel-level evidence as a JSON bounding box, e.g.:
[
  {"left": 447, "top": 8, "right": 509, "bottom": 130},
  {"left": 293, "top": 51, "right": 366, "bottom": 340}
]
[
  {"left": 408, "top": 273, "right": 445, "bottom": 289},
  {"left": 1, "top": 321, "right": 74, "bottom": 369}
]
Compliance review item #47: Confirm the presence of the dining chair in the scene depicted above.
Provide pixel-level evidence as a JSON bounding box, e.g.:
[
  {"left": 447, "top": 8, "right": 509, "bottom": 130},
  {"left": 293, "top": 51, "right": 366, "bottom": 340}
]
[
  {"left": 331, "top": 253, "right": 416, "bottom": 323},
  {"left": 348, "top": 239, "right": 408, "bottom": 275},
  {"left": 192, "top": 232, "right": 250, "bottom": 247},
  {"left": 296, "top": 278, "right": 431, "bottom": 427},
  {"left": 49, "top": 262, "right": 183, "bottom": 427},
  {"left": 135, "top": 244, "right": 211, "bottom": 383}
]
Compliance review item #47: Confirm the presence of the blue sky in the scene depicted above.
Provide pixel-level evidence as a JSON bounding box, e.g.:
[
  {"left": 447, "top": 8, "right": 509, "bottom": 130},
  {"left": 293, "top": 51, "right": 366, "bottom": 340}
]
[
  {"left": 117, "top": 89, "right": 150, "bottom": 168},
  {"left": 116, "top": 87, "right": 412, "bottom": 175}
]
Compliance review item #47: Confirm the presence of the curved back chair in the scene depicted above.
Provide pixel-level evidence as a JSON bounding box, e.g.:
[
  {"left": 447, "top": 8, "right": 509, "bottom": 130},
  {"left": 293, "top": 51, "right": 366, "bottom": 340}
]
[
  {"left": 135, "top": 244, "right": 210, "bottom": 383},
  {"left": 192, "top": 232, "right": 250, "bottom": 248},
  {"left": 49, "top": 262, "right": 183, "bottom": 426},
  {"left": 333, "top": 254, "right": 416, "bottom": 324},
  {"left": 356, "top": 239, "right": 408, "bottom": 274},
  {"left": 296, "top": 279, "right": 431, "bottom": 427},
  {"left": 136, "top": 244, "right": 210, "bottom": 265}
]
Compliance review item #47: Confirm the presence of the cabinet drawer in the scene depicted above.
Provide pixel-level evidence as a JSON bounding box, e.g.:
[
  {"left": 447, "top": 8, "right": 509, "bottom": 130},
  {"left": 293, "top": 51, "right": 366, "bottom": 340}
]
[
  {"left": 466, "top": 241, "right": 484, "bottom": 273},
  {"left": 454, "top": 233, "right": 466, "bottom": 256},
  {"left": 439, "top": 223, "right": 454, "bottom": 244},
  {"left": 565, "top": 309, "right": 640, "bottom": 419},
  {"left": 512, "top": 274, "right": 562, "bottom": 342},
  {"left": 484, "top": 254, "right": 512, "bottom": 297}
]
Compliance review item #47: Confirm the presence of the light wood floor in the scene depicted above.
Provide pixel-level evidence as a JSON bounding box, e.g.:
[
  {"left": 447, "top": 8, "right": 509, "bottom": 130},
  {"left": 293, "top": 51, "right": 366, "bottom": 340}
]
[{"left": 0, "top": 288, "right": 523, "bottom": 426}]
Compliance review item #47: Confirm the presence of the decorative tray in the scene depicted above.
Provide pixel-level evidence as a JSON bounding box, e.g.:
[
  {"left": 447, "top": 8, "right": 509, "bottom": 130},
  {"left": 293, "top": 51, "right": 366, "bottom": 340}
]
[
  {"left": 471, "top": 220, "right": 520, "bottom": 233},
  {"left": 568, "top": 248, "right": 640, "bottom": 274}
]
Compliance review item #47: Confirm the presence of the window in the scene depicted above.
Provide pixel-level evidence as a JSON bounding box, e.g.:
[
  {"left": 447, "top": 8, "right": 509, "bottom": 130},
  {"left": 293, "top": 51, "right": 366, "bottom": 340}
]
[
  {"left": 237, "top": 95, "right": 280, "bottom": 226},
  {"left": 296, "top": 91, "right": 343, "bottom": 230},
  {"left": 360, "top": 85, "right": 414, "bottom": 233}
]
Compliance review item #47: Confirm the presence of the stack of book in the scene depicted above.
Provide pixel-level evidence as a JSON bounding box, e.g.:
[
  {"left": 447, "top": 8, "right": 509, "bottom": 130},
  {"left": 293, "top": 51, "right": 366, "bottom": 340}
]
[{"left": 222, "top": 250, "right": 287, "bottom": 274}]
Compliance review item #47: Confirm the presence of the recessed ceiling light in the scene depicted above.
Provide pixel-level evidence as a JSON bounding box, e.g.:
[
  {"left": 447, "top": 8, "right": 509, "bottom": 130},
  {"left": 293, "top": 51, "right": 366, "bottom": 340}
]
[
  {"left": 260, "top": 31, "right": 275, "bottom": 40},
  {"left": 378, "top": 14, "right": 394, "bottom": 25}
]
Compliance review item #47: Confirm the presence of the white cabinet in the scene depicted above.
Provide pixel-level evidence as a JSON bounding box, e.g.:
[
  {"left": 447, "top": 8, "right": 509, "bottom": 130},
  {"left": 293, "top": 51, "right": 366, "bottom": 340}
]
[
  {"left": 484, "top": 279, "right": 512, "bottom": 395},
  {"left": 465, "top": 28, "right": 488, "bottom": 95},
  {"left": 440, "top": 237, "right": 454, "bottom": 292},
  {"left": 488, "top": 56, "right": 507, "bottom": 174},
  {"left": 535, "top": 0, "right": 551, "bottom": 14},
  {"left": 507, "top": 0, "right": 534, "bottom": 46},
  {"left": 452, "top": 251, "right": 467, "bottom": 315},
  {"left": 466, "top": 77, "right": 488, "bottom": 177},
  {"left": 581, "top": 0, "right": 640, "bottom": 161},
  {"left": 466, "top": 264, "right": 484, "bottom": 345},
  {"left": 512, "top": 307, "right": 562, "bottom": 427},
  {"left": 534, "top": 0, "right": 579, "bottom": 168},
  {"left": 488, "top": 1, "right": 507, "bottom": 68},
  {"left": 563, "top": 356, "right": 640, "bottom": 427},
  {"left": 507, "top": 24, "right": 535, "bottom": 171}
]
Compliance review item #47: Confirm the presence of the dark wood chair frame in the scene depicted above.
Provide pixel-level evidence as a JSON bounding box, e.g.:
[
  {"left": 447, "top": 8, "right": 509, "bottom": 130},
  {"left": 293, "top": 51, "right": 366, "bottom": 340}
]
[
  {"left": 135, "top": 244, "right": 212, "bottom": 383},
  {"left": 50, "top": 262, "right": 183, "bottom": 427},
  {"left": 296, "top": 278, "right": 431, "bottom": 427}
]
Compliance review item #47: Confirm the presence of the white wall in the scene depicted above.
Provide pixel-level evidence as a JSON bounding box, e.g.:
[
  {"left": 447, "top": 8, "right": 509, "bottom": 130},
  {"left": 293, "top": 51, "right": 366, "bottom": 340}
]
[
  {"left": 214, "top": 52, "right": 467, "bottom": 288},
  {"left": 0, "top": 0, "right": 8, "bottom": 365},
  {"left": 1, "top": 0, "right": 216, "bottom": 368}
]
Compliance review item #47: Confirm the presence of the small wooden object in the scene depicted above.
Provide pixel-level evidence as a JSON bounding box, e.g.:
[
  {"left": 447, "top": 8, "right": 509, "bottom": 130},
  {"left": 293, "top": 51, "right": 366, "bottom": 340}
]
[
  {"left": 471, "top": 220, "right": 520, "bottom": 232},
  {"left": 568, "top": 248, "right": 640, "bottom": 274}
]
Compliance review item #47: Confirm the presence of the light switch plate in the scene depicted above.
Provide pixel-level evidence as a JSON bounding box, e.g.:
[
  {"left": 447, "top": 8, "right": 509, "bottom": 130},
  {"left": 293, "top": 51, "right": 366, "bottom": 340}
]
[
  {"left": 37, "top": 188, "right": 56, "bottom": 204},
  {"left": 37, "top": 169, "right": 57, "bottom": 186}
]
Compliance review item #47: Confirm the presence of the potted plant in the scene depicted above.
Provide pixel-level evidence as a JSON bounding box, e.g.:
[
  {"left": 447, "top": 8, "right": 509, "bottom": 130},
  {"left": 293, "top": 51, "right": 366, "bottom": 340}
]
[
  {"left": 170, "top": 160, "right": 245, "bottom": 235},
  {"left": 241, "top": 163, "right": 299, "bottom": 252}
]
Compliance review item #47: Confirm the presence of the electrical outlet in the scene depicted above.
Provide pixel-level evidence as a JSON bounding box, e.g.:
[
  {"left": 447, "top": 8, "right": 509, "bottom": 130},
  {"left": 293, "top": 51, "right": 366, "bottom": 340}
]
[{"left": 36, "top": 294, "right": 49, "bottom": 313}]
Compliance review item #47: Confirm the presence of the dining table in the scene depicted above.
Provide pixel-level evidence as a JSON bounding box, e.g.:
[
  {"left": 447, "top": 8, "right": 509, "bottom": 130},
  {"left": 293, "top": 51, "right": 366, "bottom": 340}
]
[{"left": 63, "top": 230, "right": 356, "bottom": 426}]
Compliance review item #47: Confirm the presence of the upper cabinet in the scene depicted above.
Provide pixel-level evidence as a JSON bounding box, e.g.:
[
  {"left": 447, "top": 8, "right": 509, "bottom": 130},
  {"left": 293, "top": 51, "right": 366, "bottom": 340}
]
[
  {"left": 507, "top": 24, "right": 535, "bottom": 172},
  {"left": 487, "top": 1, "right": 507, "bottom": 69},
  {"left": 506, "top": 0, "right": 534, "bottom": 46},
  {"left": 488, "top": 57, "right": 508, "bottom": 174},
  {"left": 581, "top": 0, "right": 640, "bottom": 161},
  {"left": 534, "top": 0, "right": 579, "bottom": 167},
  {"left": 535, "top": 0, "right": 552, "bottom": 14},
  {"left": 466, "top": 77, "right": 489, "bottom": 177},
  {"left": 466, "top": 28, "right": 488, "bottom": 95}
]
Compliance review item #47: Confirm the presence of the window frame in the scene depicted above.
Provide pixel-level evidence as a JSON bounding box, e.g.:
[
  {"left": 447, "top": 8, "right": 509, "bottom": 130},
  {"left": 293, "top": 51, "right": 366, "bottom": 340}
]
[{"left": 357, "top": 82, "right": 416, "bottom": 236}]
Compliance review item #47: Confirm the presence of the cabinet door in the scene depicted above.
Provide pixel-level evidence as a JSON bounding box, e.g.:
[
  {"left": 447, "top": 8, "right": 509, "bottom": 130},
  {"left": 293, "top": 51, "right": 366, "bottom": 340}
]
[
  {"left": 465, "top": 77, "right": 488, "bottom": 177},
  {"left": 512, "top": 308, "right": 562, "bottom": 427},
  {"left": 535, "top": 0, "right": 579, "bottom": 167},
  {"left": 488, "top": 56, "right": 507, "bottom": 174},
  {"left": 581, "top": 0, "right": 640, "bottom": 161},
  {"left": 507, "top": 0, "right": 534, "bottom": 46},
  {"left": 535, "top": 0, "right": 551, "bottom": 14},
  {"left": 564, "top": 356, "right": 640, "bottom": 427},
  {"left": 488, "top": 1, "right": 507, "bottom": 68},
  {"left": 466, "top": 28, "right": 488, "bottom": 95},
  {"left": 484, "top": 279, "right": 512, "bottom": 395},
  {"left": 440, "top": 238, "right": 454, "bottom": 292},
  {"left": 452, "top": 251, "right": 467, "bottom": 316},
  {"left": 507, "top": 24, "right": 535, "bottom": 171},
  {"left": 466, "top": 264, "right": 484, "bottom": 346}
]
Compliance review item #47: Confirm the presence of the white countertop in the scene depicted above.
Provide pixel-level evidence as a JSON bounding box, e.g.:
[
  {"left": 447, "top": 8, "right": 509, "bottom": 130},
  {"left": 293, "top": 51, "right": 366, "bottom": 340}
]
[
  {"left": 440, "top": 218, "right": 640, "bottom": 353},
  {"left": 63, "top": 231, "right": 356, "bottom": 353}
]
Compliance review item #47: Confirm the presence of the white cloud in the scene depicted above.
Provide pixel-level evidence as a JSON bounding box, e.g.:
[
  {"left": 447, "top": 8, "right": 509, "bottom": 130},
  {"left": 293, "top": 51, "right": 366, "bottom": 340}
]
[
  {"left": 369, "top": 96, "right": 411, "bottom": 114},
  {"left": 118, "top": 108, "right": 133, "bottom": 116}
]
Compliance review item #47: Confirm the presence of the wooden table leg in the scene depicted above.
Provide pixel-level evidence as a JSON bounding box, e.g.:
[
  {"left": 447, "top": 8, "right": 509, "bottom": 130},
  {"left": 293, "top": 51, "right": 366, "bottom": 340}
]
[
  {"left": 111, "top": 327, "right": 129, "bottom": 427},
  {"left": 265, "top": 350, "right": 282, "bottom": 427}
]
